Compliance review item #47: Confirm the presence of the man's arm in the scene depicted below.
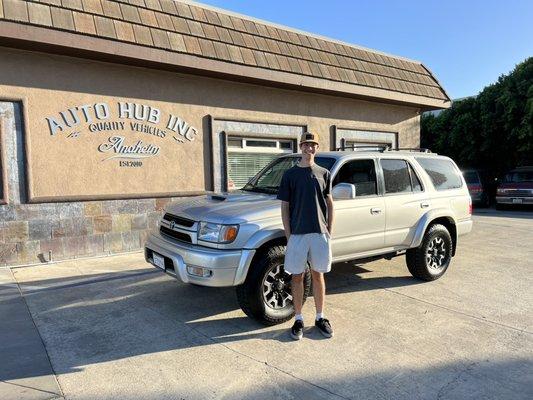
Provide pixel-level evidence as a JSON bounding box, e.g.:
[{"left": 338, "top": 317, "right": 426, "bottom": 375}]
[
  {"left": 281, "top": 201, "right": 291, "bottom": 240},
  {"left": 326, "top": 194, "right": 334, "bottom": 234}
]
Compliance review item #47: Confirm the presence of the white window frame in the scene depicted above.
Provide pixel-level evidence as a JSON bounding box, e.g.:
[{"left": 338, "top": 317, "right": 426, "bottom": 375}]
[
  {"left": 335, "top": 126, "right": 398, "bottom": 151},
  {"left": 211, "top": 118, "right": 305, "bottom": 192},
  {"left": 227, "top": 136, "right": 295, "bottom": 154}
]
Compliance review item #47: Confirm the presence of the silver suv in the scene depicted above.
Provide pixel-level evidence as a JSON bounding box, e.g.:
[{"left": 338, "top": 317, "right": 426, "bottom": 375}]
[{"left": 145, "top": 150, "right": 473, "bottom": 324}]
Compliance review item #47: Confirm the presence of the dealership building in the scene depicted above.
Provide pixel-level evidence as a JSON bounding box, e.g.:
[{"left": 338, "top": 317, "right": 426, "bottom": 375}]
[{"left": 0, "top": 0, "right": 450, "bottom": 266}]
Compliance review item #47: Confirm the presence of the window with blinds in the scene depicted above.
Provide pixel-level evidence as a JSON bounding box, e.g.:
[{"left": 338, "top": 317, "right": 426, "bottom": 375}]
[{"left": 227, "top": 137, "right": 294, "bottom": 189}]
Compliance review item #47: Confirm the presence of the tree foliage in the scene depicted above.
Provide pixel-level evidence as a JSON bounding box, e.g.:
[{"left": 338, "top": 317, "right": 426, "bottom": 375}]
[{"left": 421, "top": 57, "right": 533, "bottom": 178}]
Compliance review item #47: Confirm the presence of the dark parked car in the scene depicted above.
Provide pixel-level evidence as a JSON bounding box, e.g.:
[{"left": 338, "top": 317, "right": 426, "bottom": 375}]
[
  {"left": 463, "top": 169, "right": 490, "bottom": 207},
  {"left": 495, "top": 166, "right": 533, "bottom": 209}
]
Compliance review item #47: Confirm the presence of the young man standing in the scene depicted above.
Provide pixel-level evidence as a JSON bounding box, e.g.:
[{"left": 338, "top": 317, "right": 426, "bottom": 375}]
[{"left": 277, "top": 132, "right": 335, "bottom": 340}]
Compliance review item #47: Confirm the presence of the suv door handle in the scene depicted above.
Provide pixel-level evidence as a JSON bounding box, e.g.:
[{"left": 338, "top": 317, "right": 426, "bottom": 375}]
[
  {"left": 420, "top": 202, "right": 430, "bottom": 208},
  {"left": 370, "top": 208, "right": 382, "bottom": 215}
]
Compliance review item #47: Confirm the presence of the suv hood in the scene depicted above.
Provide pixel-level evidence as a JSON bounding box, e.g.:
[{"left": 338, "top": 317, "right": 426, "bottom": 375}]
[{"left": 165, "top": 191, "right": 281, "bottom": 224}]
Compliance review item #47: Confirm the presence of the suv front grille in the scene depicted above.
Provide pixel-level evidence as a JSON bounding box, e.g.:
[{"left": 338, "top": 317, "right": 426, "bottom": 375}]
[
  {"left": 163, "top": 213, "right": 195, "bottom": 228},
  {"left": 160, "top": 226, "right": 192, "bottom": 243}
]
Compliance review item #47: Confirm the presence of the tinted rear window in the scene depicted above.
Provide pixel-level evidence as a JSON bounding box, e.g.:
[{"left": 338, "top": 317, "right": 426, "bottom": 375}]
[
  {"left": 503, "top": 171, "right": 533, "bottom": 183},
  {"left": 381, "top": 159, "right": 412, "bottom": 194},
  {"left": 416, "top": 158, "right": 463, "bottom": 190}
]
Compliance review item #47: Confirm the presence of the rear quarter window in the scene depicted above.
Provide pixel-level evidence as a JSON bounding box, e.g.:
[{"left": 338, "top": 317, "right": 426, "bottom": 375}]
[
  {"left": 416, "top": 158, "right": 463, "bottom": 190},
  {"left": 380, "top": 159, "right": 412, "bottom": 194}
]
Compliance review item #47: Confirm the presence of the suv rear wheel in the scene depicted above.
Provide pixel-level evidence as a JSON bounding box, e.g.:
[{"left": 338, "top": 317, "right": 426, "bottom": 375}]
[
  {"left": 406, "top": 224, "right": 452, "bottom": 281},
  {"left": 236, "top": 245, "right": 311, "bottom": 325}
]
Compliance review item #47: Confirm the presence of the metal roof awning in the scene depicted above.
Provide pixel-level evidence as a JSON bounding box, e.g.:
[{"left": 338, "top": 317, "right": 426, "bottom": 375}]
[{"left": 0, "top": 0, "right": 451, "bottom": 110}]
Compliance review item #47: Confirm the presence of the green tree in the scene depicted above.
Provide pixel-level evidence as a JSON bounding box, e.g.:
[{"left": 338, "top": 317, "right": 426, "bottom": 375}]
[{"left": 421, "top": 57, "right": 533, "bottom": 179}]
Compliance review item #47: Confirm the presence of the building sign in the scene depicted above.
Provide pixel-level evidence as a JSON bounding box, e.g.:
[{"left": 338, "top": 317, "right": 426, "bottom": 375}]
[
  {"left": 44, "top": 102, "right": 198, "bottom": 167},
  {"left": 23, "top": 93, "right": 206, "bottom": 201}
]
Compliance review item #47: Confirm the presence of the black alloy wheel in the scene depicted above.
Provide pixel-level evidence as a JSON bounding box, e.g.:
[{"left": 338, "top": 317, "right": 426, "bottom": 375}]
[
  {"left": 262, "top": 263, "right": 293, "bottom": 310},
  {"left": 406, "top": 224, "right": 453, "bottom": 281},
  {"left": 236, "top": 245, "right": 311, "bottom": 325}
]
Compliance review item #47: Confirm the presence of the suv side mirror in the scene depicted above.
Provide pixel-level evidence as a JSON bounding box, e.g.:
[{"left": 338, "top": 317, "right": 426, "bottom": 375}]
[{"left": 332, "top": 183, "right": 356, "bottom": 199}]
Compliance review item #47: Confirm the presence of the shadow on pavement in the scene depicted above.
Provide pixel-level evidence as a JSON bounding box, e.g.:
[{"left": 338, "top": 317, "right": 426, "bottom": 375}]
[
  {"left": 3, "top": 261, "right": 422, "bottom": 382},
  {"left": 4, "top": 262, "right": 532, "bottom": 400},
  {"left": 326, "top": 259, "right": 423, "bottom": 295}
]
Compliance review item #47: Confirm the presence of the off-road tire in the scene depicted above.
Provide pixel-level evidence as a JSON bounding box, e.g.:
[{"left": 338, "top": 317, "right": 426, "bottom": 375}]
[
  {"left": 236, "top": 245, "right": 311, "bottom": 325},
  {"left": 406, "top": 224, "right": 453, "bottom": 281}
]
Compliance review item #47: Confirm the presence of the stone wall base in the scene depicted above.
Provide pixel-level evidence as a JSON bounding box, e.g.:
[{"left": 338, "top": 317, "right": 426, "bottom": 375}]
[{"left": 0, "top": 197, "right": 174, "bottom": 267}]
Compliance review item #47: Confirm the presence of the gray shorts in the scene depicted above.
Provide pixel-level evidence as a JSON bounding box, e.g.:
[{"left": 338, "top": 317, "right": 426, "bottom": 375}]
[{"left": 284, "top": 232, "right": 332, "bottom": 274}]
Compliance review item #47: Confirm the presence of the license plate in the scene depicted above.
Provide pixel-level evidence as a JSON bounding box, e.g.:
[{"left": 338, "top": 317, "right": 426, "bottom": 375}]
[
  {"left": 512, "top": 198, "right": 523, "bottom": 204},
  {"left": 153, "top": 252, "right": 165, "bottom": 270}
]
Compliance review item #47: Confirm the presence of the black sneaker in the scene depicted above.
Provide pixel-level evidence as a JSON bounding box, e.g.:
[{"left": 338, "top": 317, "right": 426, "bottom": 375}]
[
  {"left": 315, "top": 318, "right": 333, "bottom": 338},
  {"left": 290, "top": 320, "right": 304, "bottom": 340}
]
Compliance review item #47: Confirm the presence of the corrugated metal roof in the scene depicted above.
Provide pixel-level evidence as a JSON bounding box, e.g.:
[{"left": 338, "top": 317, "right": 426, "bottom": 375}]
[{"left": 0, "top": 0, "right": 450, "bottom": 105}]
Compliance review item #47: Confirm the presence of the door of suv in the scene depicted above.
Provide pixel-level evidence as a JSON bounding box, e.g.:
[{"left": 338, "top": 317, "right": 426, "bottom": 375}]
[
  {"left": 331, "top": 159, "right": 385, "bottom": 257},
  {"left": 379, "top": 158, "right": 429, "bottom": 247}
]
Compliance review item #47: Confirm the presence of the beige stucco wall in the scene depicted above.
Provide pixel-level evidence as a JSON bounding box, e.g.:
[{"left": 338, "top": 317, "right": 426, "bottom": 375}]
[{"left": 0, "top": 46, "right": 420, "bottom": 202}]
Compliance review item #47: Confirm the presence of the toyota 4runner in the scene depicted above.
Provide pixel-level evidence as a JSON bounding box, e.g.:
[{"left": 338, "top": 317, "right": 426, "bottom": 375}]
[{"left": 145, "top": 149, "right": 473, "bottom": 325}]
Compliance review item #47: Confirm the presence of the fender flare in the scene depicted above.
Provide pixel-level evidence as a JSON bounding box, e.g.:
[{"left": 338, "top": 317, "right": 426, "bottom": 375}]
[
  {"left": 233, "top": 228, "right": 286, "bottom": 285},
  {"left": 411, "top": 208, "right": 457, "bottom": 249},
  {"left": 243, "top": 228, "right": 286, "bottom": 250}
]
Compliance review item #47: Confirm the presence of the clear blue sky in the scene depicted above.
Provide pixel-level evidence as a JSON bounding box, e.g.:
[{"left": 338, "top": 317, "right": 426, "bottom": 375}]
[{"left": 196, "top": 0, "right": 533, "bottom": 99}]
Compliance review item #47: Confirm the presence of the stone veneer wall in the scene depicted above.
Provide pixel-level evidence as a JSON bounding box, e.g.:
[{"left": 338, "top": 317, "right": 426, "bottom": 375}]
[
  {"left": 0, "top": 197, "right": 173, "bottom": 266},
  {"left": 0, "top": 101, "right": 177, "bottom": 267}
]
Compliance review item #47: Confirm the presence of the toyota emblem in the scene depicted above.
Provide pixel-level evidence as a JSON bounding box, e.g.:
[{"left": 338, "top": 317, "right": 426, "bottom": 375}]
[{"left": 169, "top": 220, "right": 176, "bottom": 230}]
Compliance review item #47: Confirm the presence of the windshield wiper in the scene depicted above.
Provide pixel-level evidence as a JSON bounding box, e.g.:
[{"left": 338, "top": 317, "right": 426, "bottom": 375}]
[
  {"left": 244, "top": 186, "right": 278, "bottom": 194},
  {"left": 258, "top": 186, "right": 278, "bottom": 193},
  {"left": 241, "top": 186, "right": 272, "bottom": 194}
]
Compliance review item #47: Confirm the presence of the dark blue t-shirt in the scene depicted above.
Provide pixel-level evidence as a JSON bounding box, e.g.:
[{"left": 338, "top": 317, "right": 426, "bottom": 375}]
[{"left": 277, "top": 163, "right": 331, "bottom": 234}]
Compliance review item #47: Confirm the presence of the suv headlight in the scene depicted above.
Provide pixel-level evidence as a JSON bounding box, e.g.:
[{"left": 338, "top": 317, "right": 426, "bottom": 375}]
[{"left": 198, "top": 222, "right": 239, "bottom": 243}]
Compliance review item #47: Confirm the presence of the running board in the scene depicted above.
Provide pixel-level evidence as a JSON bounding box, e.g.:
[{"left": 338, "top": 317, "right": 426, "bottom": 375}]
[{"left": 385, "top": 250, "right": 406, "bottom": 260}]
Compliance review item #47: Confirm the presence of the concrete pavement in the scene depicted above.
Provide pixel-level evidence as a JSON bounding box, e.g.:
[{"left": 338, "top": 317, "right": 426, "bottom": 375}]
[
  {"left": 0, "top": 269, "right": 62, "bottom": 400},
  {"left": 1, "top": 209, "right": 532, "bottom": 399}
]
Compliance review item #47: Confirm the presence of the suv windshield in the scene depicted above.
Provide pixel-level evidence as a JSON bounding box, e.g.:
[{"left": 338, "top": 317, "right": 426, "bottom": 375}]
[
  {"left": 242, "top": 156, "right": 336, "bottom": 194},
  {"left": 503, "top": 170, "right": 533, "bottom": 183}
]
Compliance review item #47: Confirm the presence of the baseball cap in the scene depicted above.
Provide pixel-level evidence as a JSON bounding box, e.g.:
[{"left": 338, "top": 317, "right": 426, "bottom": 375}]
[{"left": 300, "top": 131, "right": 320, "bottom": 145}]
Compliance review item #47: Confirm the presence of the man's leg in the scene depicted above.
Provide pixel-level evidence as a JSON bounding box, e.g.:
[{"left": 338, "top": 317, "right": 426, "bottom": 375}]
[
  {"left": 285, "top": 234, "right": 308, "bottom": 340},
  {"left": 311, "top": 270, "right": 333, "bottom": 337},
  {"left": 309, "top": 234, "right": 333, "bottom": 338},
  {"left": 291, "top": 273, "right": 305, "bottom": 315},
  {"left": 290, "top": 273, "right": 305, "bottom": 340},
  {"left": 311, "top": 270, "right": 325, "bottom": 314}
]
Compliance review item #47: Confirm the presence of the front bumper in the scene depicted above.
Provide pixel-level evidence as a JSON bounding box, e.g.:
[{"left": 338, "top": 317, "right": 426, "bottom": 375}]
[
  {"left": 495, "top": 196, "right": 533, "bottom": 205},
  {"left": 145, "top": 232, "right": 256, "bottom": 287}
]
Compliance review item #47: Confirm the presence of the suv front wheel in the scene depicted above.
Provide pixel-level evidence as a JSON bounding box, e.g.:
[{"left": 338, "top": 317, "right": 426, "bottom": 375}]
[
  {"left": 406, "top": 224, "right": 453, "bottom": 281},
  {"left": 236, "top": 245, "right": 311, "bottom": 325}
]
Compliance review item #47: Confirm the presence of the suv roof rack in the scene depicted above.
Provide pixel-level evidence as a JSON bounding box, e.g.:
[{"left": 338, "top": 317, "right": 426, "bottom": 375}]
[
  {"left": 335, "top": 139, "right": 432, "bottom": 154},
  {"left": 336, "top": 139, "right": 390, "bottom": 152},
  {"left": 385, "top": 147, "right": 432, "bottom": 153}
]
